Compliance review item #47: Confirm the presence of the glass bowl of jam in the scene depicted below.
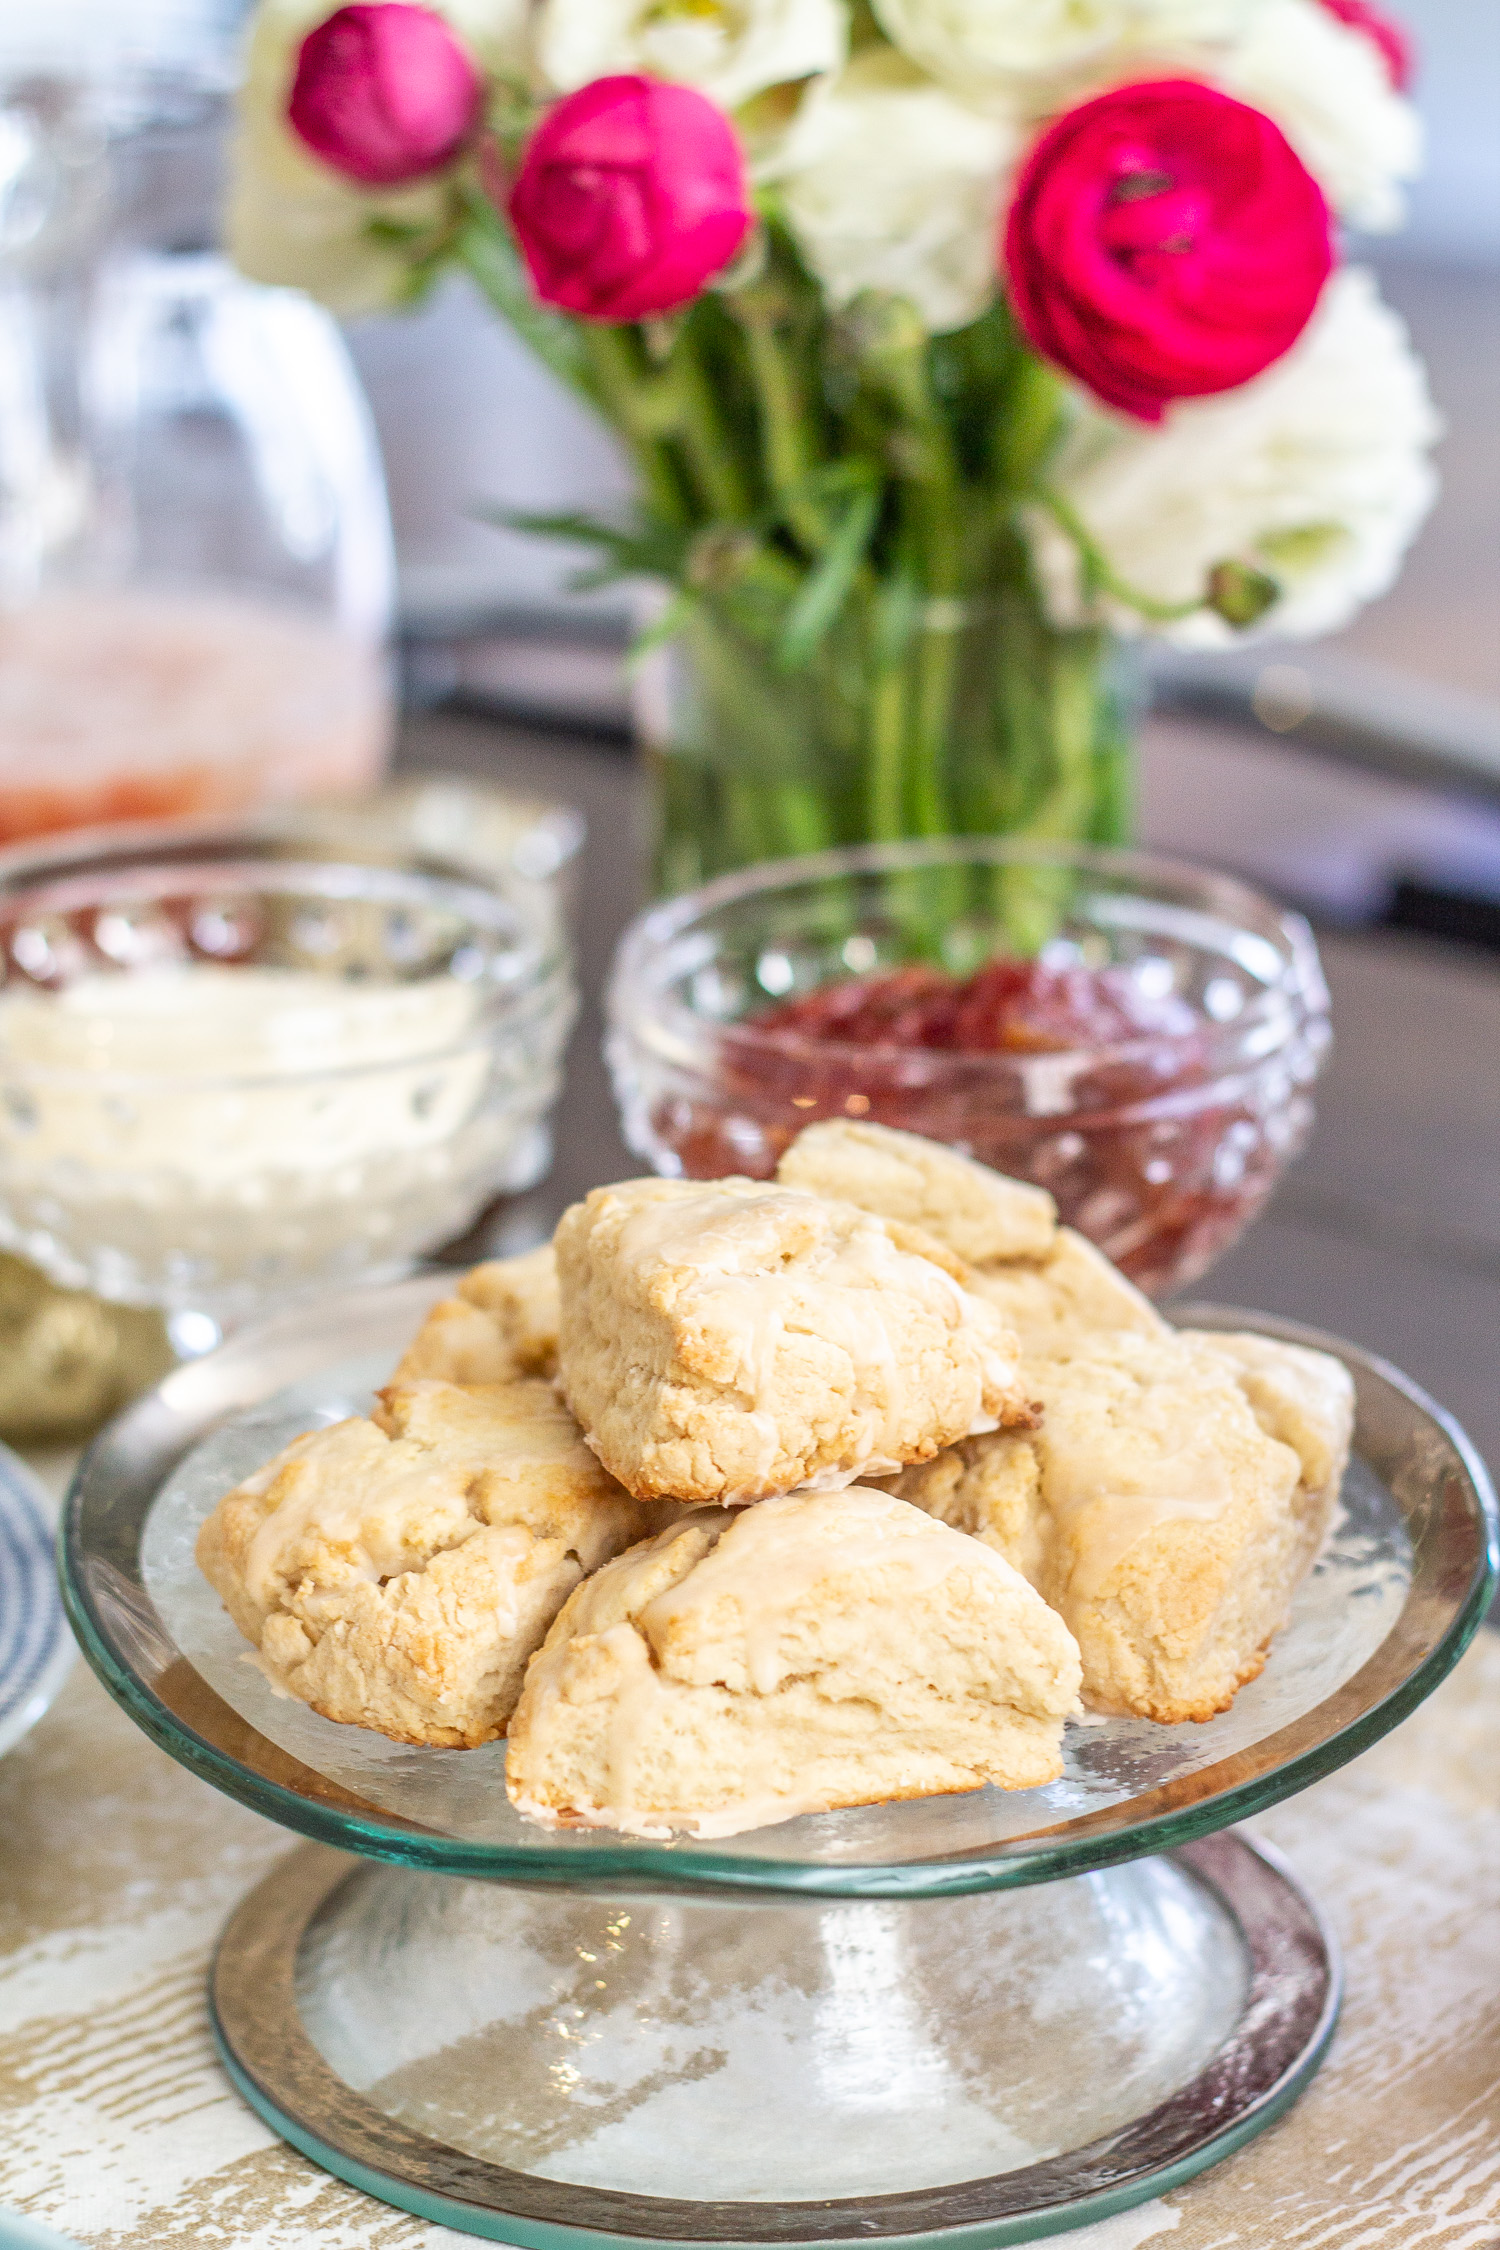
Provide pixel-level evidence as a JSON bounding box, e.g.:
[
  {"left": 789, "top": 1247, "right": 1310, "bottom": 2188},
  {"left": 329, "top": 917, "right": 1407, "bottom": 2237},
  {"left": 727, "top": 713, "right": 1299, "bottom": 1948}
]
[{"left": 607, "top": 840, "right": 1331, "bottom": 1297}]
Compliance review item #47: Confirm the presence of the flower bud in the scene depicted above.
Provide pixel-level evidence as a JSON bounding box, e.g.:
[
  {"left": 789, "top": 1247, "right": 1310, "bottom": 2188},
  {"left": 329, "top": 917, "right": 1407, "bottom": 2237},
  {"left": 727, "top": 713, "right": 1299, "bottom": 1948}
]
[
  {"left": 289, "top": 4, "right": 483, "bottom": 188},
  {"left": 507, "top": 74, "right": 752, "bottom": 323},
  {"left": 1003, "top": 79, "right": 1333, "bottom": 424}
]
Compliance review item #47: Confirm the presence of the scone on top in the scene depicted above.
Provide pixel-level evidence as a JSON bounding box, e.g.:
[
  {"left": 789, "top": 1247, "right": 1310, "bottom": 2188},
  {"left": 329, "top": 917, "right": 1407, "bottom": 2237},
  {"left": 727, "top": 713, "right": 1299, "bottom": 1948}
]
[
  {"left": 392, "top": 1245, "right": 559, "bottom": 1386},
  {"left": 774, "top": 1118, "right": 1161, "bottom": 1355},
  {"left": 553, "top": 1176, "right": 1030, "bottom": 1505},
  {"left": 195, "top": 1376, "right": 668, "bottom": 1748},
  {"left": 880, "top": 1328, "right": 1351, "bottom": 1725},
  {"left": 505, "top": 1485, "right": 1082, "bottom": 1837},
  {"left": 777, "top": 1119, "right": 1058, "bottom": 1264}
]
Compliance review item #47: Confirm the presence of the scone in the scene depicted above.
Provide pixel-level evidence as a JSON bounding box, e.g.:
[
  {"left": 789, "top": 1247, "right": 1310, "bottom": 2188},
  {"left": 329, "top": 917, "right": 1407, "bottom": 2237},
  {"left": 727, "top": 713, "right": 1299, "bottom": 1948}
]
[
  {"left": 882, "top": 1329, "right": 1350, "bottom": 1723},
  {"left": 195, "top": 1377, "right": 664, "bottom": 1748},
  {"left": 777, "top": 1120, "right": 1057, "bottom": 1263},
  {"left": 554, "top": 1176, "right": 1029, "bottom": 1504},
  {"left": 774, "top": 1119, "right": 1160, "bottom": 1354},
  {"left": 505, "top": 1486, "right": 1083, "bottom": 1837},
  {"left": 968, "top": 1228, "right": 1165, "bottom": 1355},
  {"left": 392, "top": 1246, "right": 559, "bottom": 1385},
  {"left": 1181, "top": 1329, "right": 1354, "bottom": 1517}
]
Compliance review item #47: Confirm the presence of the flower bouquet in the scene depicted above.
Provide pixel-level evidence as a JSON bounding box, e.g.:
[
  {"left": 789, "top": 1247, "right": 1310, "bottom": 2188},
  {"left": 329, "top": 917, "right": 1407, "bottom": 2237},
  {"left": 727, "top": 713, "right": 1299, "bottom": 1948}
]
[{"left": 233, "top": 0, "right": 1438, "bottom": 893}]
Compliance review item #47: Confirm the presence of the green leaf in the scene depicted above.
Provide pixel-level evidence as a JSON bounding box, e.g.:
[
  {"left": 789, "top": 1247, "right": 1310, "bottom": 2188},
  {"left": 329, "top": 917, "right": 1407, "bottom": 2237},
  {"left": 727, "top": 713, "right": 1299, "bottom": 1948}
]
[
  {"left": 775, "top": 481, "right": 881, "bottom": 671},
  {"left": 364, "top": 217, "right": 436, "bottom": 248},
  {"left": 476, "top": 505, "right": 688, "bottom": 577}
]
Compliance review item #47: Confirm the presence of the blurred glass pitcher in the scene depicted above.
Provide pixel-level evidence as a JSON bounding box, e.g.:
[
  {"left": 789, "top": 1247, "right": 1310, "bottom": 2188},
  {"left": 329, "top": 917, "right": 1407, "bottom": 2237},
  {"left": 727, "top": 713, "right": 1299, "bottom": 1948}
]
[{"left": 0, "top": 26, "right": 397, "bottom": 847}]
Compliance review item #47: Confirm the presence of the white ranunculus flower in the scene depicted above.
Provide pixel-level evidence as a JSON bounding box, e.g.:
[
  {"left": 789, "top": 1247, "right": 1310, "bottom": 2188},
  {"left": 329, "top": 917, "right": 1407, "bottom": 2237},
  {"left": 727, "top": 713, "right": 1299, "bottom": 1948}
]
[
  {"left": 228, "top": 0, "right": 529, "bottom": 319},
  {"left": 1026, "top": 269, "right": 1441, "bottom": 649},
  {"left": 871, "top": 0, "right": 1253, "bottom": 103},
  {"left": 768, "top": 53, "right": 1017, "bottom": 334},
  {"left": 533, "top": 0, "right": 846, "bottom": 112},
  {"left": 1220, "top": 0, "right": 1421, "bottom": 230}
]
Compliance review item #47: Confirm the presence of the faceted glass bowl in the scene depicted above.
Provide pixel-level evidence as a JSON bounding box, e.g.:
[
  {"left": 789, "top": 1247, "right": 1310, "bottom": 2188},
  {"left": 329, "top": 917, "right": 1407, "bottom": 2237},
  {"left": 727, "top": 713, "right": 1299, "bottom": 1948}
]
[
  {"left": 607, "top": 840, "right": 1331, "bottom": 1296},
  {"left": 59, "top": 1274, "right": 1497, "bottom": 1900},
  {"left": 0, "top": 824, "right": 575, "bottom": 1327}
]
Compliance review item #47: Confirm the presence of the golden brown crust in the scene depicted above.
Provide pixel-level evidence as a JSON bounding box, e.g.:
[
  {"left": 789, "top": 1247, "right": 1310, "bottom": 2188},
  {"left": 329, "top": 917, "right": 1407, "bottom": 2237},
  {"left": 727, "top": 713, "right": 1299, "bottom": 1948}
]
[{"left": 392, "top": 1246, "right": 559, "bottom": 1386}]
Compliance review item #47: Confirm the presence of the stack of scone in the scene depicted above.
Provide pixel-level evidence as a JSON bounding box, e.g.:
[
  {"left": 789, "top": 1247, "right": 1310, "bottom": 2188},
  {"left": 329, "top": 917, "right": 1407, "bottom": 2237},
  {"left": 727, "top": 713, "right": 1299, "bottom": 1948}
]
[{"left": 196, "top": 1120, "right": 1353, "bottom": 1837}]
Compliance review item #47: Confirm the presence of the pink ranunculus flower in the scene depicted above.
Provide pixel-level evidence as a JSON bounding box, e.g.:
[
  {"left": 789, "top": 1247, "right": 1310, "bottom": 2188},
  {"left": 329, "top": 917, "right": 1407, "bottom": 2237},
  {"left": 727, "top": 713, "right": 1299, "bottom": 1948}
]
[
  {"left": 289, "top": 4, "right": 484, "bottom": 188},
  {"left": 507, "top": 74, "right": 753, "bottom": 323},
  {"left": 1314, "top": 0, "right": 1414, "bottom": 91},
  {"left": 1003, "top": 79, "right": 1333, "bottom": 425}
]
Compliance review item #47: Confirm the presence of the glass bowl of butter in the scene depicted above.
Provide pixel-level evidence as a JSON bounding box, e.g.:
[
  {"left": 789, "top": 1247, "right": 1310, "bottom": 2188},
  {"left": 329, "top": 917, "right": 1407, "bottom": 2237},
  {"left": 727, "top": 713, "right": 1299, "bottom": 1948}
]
[{"left": 0, "top": 821, "right": 574, "bottom": 1344}]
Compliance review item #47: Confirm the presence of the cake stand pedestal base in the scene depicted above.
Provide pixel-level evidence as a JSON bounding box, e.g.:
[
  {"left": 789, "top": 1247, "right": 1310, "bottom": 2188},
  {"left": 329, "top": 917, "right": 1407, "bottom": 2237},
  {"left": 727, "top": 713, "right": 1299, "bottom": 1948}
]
[{"left": 210, "top": 1831, "right": 1337, "bottom": 2247}]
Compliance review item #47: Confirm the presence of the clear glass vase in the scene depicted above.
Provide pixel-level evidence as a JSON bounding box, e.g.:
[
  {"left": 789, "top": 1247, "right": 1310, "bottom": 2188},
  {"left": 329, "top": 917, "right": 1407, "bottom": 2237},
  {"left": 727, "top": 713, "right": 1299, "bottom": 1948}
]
[{"left": 636, "top": 583, "right": 1136, "bottom": 896}]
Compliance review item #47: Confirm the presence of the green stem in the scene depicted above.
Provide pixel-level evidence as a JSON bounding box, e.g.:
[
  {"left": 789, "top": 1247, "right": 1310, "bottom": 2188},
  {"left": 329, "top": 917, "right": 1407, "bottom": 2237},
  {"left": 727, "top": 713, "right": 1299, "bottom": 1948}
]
[
  {"left": 580, "top": 326, "right": 693, "bottom": 532},
  {"left": 737, "top": 309, "right": 829, "bottom": 557},
  {"left": 451, "top": 189, "right": 596, "bottom": 409},
  {"left": 668, "top": 322, "right": 756, "bottom": 523},
  {"left": 856, "top": 316, "right": 968, "bottom": 839},
  {"left": 1036, "top": 487, "right": 1203, "bottom": 625},
  {"left": 905, "top": 495, "right": 962, "bottom": 838},
  {"left": 867, "top": 578, "right": 914, "bottom": 841}
]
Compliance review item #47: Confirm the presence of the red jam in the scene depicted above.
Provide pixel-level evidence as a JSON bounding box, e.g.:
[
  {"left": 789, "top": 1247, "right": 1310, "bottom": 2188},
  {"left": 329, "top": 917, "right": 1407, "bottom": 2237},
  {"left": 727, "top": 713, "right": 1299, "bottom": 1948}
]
[
  {"left": 653, "top": 958, "right": 1284, "bottom": 1296},
  {"left": 754, "top": 959, "right": 1202, "bottom": 1055}
]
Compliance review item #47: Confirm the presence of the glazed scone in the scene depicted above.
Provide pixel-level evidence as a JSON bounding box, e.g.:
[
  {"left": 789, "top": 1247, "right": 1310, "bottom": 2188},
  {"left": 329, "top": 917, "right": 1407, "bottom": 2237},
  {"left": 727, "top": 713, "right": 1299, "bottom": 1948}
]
[
  {"left": 392, "top": 1245, "right": 559, "bottom": 1385},
  {"left": 505, "top": 1486, "right": 1082, "bottom": 1837},
  {"left": 883, "top": 1330, "right": 1341, "bottom": 1724},
  {"left": 969, "top": 1228, "right": 1165, "bottom": 1355},
  {"left": 774, "top": 1119, "right": 1154, "bottom": 1353},
  {"left": 1181, "top": 1330, "right": 1354, "bottom": 1516},
  {"left": 875, "top": 1428, "right": 1050, "bottom": 1591},
  {"left": 554, "top": 1177, "right": 1029, "bottom": 1504},
  {"left": 777, "top": 1120, "right": 1057, "bottom": 1264},
  {"left": 196, "top": 1377, "right": 662, "bottom": 1748}
]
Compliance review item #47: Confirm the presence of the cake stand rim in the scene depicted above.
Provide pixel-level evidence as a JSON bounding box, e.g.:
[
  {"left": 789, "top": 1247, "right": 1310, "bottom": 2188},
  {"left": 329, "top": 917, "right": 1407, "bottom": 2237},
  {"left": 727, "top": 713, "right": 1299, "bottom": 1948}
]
[{"left": 58, "top": 1285, "right": 1499, "bottom": 1900}]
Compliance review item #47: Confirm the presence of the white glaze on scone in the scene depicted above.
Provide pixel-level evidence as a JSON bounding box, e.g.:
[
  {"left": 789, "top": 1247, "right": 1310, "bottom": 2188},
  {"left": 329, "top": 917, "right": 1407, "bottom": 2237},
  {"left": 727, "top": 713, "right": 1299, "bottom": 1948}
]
[
  {"left": 777, "top": 1119, "right": 1058, "bottom": 1263},
  {"left": 968, "top": 1227, "right": 1166, "bottom": 1354},
  {"left": 554, "top": 1176, "right": 1028, "bottom": 1504},
  {"left": 882, "top": 1329, "right": 1351, "bottom": 1724},
  {"left": 392, "top": 1245, "right": 559, "bottom": 1385}
]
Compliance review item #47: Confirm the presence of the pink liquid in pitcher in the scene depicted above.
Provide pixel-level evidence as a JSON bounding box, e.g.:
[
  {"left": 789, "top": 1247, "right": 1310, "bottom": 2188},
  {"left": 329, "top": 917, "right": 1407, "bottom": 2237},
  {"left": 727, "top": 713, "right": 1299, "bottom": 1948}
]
[{"left": 0, "top": 589, "right": 392, "bottom": 845}]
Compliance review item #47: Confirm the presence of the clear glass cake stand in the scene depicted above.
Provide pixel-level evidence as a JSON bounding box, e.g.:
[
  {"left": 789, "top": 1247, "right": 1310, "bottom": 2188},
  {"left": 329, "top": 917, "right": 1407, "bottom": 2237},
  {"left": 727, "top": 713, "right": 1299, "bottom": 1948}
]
[{"left": 59, "top": 1276, "right": 1498, "bottom": 2247}]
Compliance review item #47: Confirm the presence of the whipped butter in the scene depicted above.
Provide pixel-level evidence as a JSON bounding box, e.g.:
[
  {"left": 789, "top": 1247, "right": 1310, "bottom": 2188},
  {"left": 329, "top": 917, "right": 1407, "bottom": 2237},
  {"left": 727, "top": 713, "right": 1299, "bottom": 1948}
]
[{"left": 0, "top": 962, "right": 516, "bottom": 1315}]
